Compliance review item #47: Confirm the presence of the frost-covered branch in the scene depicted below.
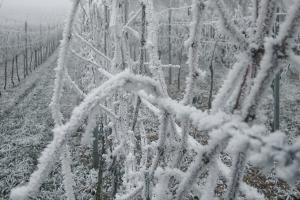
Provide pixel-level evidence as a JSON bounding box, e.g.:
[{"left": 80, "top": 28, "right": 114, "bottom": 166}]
[
  {"left": 124, "top": 8, "right": 142, "bottom": 27},
  {"left": 252, "top": 0, "right": 259, "bottom": 23},
  {"left": 160, "top": 64, "right": 181, "bottom": 68},
  {"left": 242, "top": 1, "right": 300, "bottom": 119},
  {"left": 182, "top": 0, "right": 205, "bottom": 100},
  {"left": 254, "top": 0, "right": 276, "bottom": 45},
  {"left": 49, "top": 0, "right": 80, "bottom": 126},
  {"left": 225, "top": 141, "right": 249, "bottom": 199},
  {"left": 157, "top": 6, "right": 192, "bottom": 16},
  {"left": 44, "top": 1, "right": 81, "bottom": 200},
  {"left": 216, "top": 58, "right": 252, "bottom": 113},
  {"left": 175, "top": 0, "right": 206, "bottom": 168},
  {"left": 176, "top": 131, "right": 231, "bottom": 200},
  {"left": 123, "top": 26, "right": 140, "bottom": 40},
  {"left": 74, "top": 33, "right": 112, "bottom": 63},
  {"left": 70, "top": 50, "right": 113, "bottom": 78},
  {"left": 61, "top": 145, "right": 76, "bottom": 200},
  {"left": 65, "top": 69, "right": 86, "bottom": 99},
  {"left": 211, "top": 0, "right": 248, "bottom": 49}
]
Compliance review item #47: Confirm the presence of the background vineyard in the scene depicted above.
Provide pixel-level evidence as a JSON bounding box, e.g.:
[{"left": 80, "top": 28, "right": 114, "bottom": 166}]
[{"left": 0, "top": 18, "right": 61, "bottom": 94}]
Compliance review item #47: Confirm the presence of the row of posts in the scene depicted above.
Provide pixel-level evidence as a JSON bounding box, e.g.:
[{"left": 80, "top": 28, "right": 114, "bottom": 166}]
[{"left": 1, "top": 21, "right": 61, "bottom": 95}]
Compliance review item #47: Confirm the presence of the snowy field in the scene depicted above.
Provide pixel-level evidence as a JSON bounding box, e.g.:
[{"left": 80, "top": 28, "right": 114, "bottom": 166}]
[{"left": 1, "top": 0, "right": 300, "bottom": 200}]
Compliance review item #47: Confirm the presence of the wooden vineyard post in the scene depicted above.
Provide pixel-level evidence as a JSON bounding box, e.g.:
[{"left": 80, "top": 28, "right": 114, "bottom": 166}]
[
  {"left": 15, "top": 55, "right": 20, "bottom": 82},
  {"left": 178, "top": 47, "right": 183, "bottom": 90},
  {"left": 11, "top": 58, "right": 15, "bottom": 87},
  {"left": 208, "top": 41, "right": 218, "bottom": 109},
  {"left": 273, "top": 7, "right": 282, "bottom": 131},
  {"left": 168, "top": 0, "right": 172, "bottom": 84},
  {"left": 24, "top": 21, "right": 28, "bottom": 77},
  {"left": 34, "top": 49, "right": 37, "bottom": 69},
  {"left": 29, "top": 50, "right": 33, "bottom": 73},
  {"left": 104, "top": 5, "right": 108, "bottom": 56},
  {"left": 4, "top": 60, "right": 7, "bottom": 90},
  {"left": 39, "top": 25, "right": 42, "bottom": 65}
]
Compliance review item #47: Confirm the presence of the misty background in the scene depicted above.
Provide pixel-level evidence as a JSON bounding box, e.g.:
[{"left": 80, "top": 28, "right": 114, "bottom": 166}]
[{"left": 0, "top": 0, "right": 71, "bottom": 25}]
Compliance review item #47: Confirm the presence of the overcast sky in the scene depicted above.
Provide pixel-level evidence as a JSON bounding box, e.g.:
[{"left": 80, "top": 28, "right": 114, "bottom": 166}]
[{"left": 0, "top": 0, "right": 72, "bottom": 25}]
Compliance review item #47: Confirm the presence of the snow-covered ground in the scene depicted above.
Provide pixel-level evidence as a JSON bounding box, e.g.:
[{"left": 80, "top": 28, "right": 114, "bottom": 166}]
[{"left": 0, "top": 53, "right": 66, "bottom": 199}]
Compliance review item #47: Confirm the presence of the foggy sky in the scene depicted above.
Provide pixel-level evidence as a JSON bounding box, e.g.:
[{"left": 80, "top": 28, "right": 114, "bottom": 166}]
[{"left": 0, "top": 0, "right": 72, "bottom": 25}]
